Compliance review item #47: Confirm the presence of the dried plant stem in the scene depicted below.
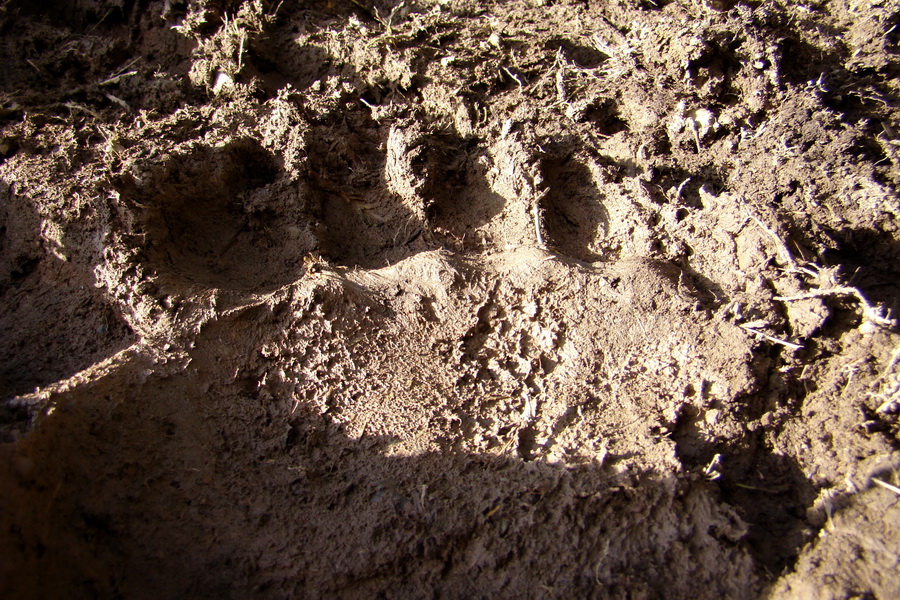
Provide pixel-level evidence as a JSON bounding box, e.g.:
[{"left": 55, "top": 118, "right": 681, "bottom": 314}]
[
  {"left": 775, "top": 287, "right": 895, "bottom": 328},
  {"left": 872, "top": 478, "right": 900, "bottom": 496},
  {"left": 739, "top": 324, "right": 803, "bottom": 350}
]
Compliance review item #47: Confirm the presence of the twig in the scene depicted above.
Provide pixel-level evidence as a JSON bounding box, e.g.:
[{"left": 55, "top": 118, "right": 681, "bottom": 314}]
[
  {"left": 703, "top": 453, "right": 722, "bottom": 480},
  {"left": 533, "top": 189, "right": 548, "bottom": 248},
  {"left": 554, "top": 49, "right": 566, "bottom": 104},
  {"left": 238, "top": 30, "right": 246, "bottom": 73},
  {"left": 733, "top": 482, "right": 781, "bottom": 494},
  {"left": 748, "top": 211, "right": 796, "bottom": 269},
  {"left": 775, "top": 287, "right": 895, "bottom": 328},
  {"left": 100, "top": 57, "right": 141, "bottom": 85},
  {"left": 876, "top": 346, "right": 900, "bottom": 382},
  {"left": 98, "top": 70, "right": 137, "bottom": 87},
  {"left": 64, "top": 102, "right": 102, "bottom": 119},
  {"left": 502, "top": 66, "right": 524, "bottom": 89},
  {"left": 104, "top": 93, "right": 131, "bottom": 112},
  {"left": 739, "top": 324, "right": 803, "bottom": 350},
  {"left": 674, "top": 177, "right": 691, "bottom": 202},
  {"left": 872, "top": 478, "right": 900, "bottom": 496},
  {"left": 688, "top": 119, "right": 702, "bottom": 153},
  {"left": 750, "top": 211, "right": 895, "bottom": 329},
  {"left": 872, "top": 346, "right": 900, "bottom": 413}
]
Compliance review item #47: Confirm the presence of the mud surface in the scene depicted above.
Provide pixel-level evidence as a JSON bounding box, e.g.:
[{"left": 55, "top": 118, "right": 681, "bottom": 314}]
[{"left": 1, "top": 1, "right": 899, "bottom": 598}]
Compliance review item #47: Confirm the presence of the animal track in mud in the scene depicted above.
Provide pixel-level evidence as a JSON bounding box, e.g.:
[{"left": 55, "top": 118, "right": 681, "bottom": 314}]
[
  {"left": 305, "top": 116, "right": 526, "bottom": 266},
  {"left": 0, "top": 183, "right": 133, "bottom": 401},
  {"left": 304, "top": 118, "right": 424, "bottom": 268},
  {"left": 305, "top": 121, "right": 622, "bottom": 266},
  {"left": 581, "top": 99, "right": 629, "bottom": 137},
  {"left": 540, "top": 157, "right": 609, "bottom": 261},
  {"left": 415, "top": 134, "right": 507, "bottom": 252},
  {"left": 125, "top": 139, "right": 315, "bottom": 292}
]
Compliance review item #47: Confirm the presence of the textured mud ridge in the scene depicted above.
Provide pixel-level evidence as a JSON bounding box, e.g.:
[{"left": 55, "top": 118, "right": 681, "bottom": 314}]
[{"left": 1, "top": 1, "right": 899, "bottom": 599}]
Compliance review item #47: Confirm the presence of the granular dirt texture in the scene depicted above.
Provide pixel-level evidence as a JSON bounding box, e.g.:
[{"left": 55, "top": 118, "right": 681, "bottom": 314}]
[{"left": 1, "top": 1, "right": 899, "bottom": 599}]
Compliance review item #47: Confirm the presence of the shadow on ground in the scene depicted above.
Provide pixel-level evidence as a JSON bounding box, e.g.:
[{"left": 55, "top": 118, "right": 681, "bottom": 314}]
[
  {"left": 0, "top": 180, "right": 133, "bottom": 404},
  {"left": 0, "top": 299, "right": 764, "bottom": 600}
]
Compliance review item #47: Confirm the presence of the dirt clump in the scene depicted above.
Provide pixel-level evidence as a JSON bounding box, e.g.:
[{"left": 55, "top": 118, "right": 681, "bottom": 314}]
[{"left": 1, "top": 1, "right": 899, "bottom": 598}]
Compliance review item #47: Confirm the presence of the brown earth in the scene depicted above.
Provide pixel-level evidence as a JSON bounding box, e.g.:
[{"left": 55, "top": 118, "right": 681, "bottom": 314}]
[{"left": 1, "top": 0, "right": 899, "bottom": 598}]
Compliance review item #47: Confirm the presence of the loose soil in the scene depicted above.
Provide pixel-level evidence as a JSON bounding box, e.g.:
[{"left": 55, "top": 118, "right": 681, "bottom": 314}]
[{"left": 1, "top": 1, "right": 899, "bottom": 598}]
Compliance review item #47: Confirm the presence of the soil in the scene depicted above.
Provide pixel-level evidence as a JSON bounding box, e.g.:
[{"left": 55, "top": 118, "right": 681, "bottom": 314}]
[{"left": 1, "top": 0, "right": 899, "bottom": 598}]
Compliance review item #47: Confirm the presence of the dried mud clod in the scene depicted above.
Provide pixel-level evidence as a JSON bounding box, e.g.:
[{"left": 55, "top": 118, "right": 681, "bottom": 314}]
[{"left": 1, "top": 0, "right": 900, "bottom": 598}]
